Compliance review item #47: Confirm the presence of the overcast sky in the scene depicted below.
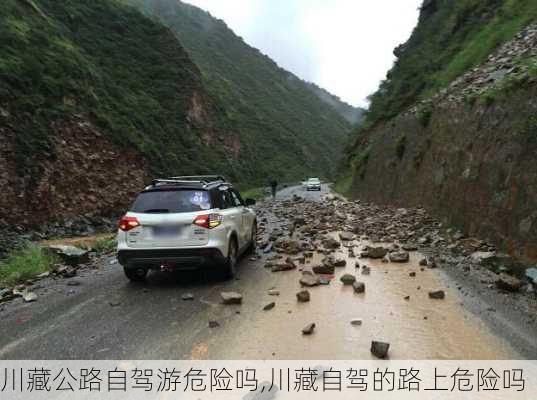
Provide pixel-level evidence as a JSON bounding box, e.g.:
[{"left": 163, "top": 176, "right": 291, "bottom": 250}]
[{"left": 183, "top": 0, "right": 422, "bottom": 108}]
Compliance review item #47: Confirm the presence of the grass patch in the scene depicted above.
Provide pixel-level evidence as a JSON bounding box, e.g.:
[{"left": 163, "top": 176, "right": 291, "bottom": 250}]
[
  {"left": 333, "top": 174, "right": 352, "bottom": 197},
  {"left": 89, "top": 236, "right": 117, "bottom": 255},
  {"left": 0, "top": 244, "right": 58, "bottom": 287},
  {"left": 240, "top": 187, "right": 268, "bottom": 201}
]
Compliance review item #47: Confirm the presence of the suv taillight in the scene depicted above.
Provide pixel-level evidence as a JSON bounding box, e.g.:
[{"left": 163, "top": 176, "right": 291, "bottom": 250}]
[
  {"left": 193, "top": 214, "right": 222, "bottom": 229},
  {"left": 118, "top": 216, "right": 140, "bottom": 231}
]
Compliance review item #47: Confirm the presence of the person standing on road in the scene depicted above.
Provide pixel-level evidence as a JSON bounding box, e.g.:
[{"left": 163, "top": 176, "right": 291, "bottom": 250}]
[{"left": 270, "top": 180, "right": 278, "bottom": 199}]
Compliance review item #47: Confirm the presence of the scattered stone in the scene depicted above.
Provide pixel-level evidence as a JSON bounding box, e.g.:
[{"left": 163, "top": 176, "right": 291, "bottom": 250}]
[
  {"left": 353, "top": 281, "right": 365, "bottom": 294},
  {"left": 300, "top": 272, "right": 320, "bottom": 287},
  {"left": 365, "top": 247, "right": 388, "bottom": 259},
  {"left": 370, "top": 341, "right": 390, "bottom": 359},
  {"left": 389, "top": 251, "right": 410, "bottom": 263},
  {"left": 182, "top": 293, "right": 194, "bottom": 301},
  {"left": 271, "top": 261, "right": 296, "bottom": 272},
  {"left": 268, "top": 289, "right": 280, "bottom": 296},
  {"left": 302, "top": 323, "right": 316, "bottom": 335},
  {"left": 67, "top": 280, "right": 81, "bottom": 286},
  {"left": 221, "top": 291, "right": 243, "bottom": 304},
  {"left": 428, "top": 290, "right": 446, "bottom": 300},
  {"left": 209, "top": 320, "right": 220, "bottom": 328},
  {"left": 409, "top": 271, "right": 416, "bottom": 277},
  {"left": 402, "top": 243, "right": 418, "bottom": 251},
  {"left": 361, "top": 266, "right": 371, "bottom": 275},
  {"left": 340, "top": 274, "right": 356, "bottom": 285},
  {"left": 322, "top": 238, "right": 340, "bottom": 250},
  {"left": 263, "top": 302, "right": 276, "bottom": 311},
  {"left": 36, "top": 272, "right": 50, "bottom": 279},
  {"left": 350, "top": 319, "right": 362, "bottom": 326},
  {"left": 404, "top": 295, "right": 410, "bottom": 301},
  {"left": 419, "top": 258, "right": 428, "bottom": 266},
  {"left": 312, "top": 264, "right": 335, "bottom": 275},
  {"left": 109, "top": 300, "right": 121, "bottom": 307},
  {"left": 296, "top": 290, "right": 310, "bottom": 302},
  {"left": 495, "top": 274, "right": 524, "bottom": 292},
  {"left": 339, "top": 232, "right": 354, "bottom": 241},
  {"left": 22, "top": 292, "right": 38, "bottom": 303}
]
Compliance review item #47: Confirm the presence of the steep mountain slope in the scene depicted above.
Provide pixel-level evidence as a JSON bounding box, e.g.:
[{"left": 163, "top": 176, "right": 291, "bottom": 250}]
[
  {"left": 306, "top": 82, "right": 365, "bottom": 125},
  {"left": 125, "top": 0, "right": 353, "bottom": 182},
  {"left": 0, "top": 0, "right": 351, "bottom": 232},
  {"left": 341, "top": 0, "right": 537, "bottom": 263}
]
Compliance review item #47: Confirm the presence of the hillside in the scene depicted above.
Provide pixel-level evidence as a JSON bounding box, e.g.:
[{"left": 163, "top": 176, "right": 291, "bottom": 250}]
[
  {"left": 306, "top": 82, "right": 365, "bottom": 125},
  {"left": 0, "top": 0, "right": 351, "bottom": 232},
  {"left": 341, "top": 0, "right": 537, "bottom": 263},
  {"left": 125, "top": 0, "right": 354, "bottom": 182}
]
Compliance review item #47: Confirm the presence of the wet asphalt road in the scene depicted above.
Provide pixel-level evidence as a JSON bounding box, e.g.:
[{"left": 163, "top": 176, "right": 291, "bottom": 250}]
[
  {"left": 0, "top": 184, "right": 525, "bottom": 359},
  {"left": 0, "top": 185, "right": 329, "bottom": 360}
]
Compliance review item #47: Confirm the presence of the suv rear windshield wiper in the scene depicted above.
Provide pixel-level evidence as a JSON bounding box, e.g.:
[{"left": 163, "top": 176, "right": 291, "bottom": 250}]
[{"left": 142, "top": 208, "right": 170, "bottom": 213}]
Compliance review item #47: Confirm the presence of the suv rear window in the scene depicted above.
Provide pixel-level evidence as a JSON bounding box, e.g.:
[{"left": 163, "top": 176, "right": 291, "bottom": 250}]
[{"left": 131, "top": 190, "right": 212, "bottom": 213}]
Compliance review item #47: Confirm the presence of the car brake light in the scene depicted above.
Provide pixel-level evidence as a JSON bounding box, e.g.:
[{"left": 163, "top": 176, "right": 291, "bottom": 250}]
[
  {"left": 193, "top": 214, "right": 222, "bottom": 229},
  {"left": 118, "top": 216, "right": 140, "bottom": 231}
]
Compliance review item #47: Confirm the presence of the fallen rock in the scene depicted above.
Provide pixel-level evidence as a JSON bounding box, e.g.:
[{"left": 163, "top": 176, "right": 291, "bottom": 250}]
[
  {"left": 361, "top": 266, "right": 371, "bottom": 275},
  {"left": 322, "top": 237, "right": 340, "bottom": 250},
  {"left": 339, "top": 232, "right": 354, "bottom": 241},
  {"left": 402, "top": 243, "right": 418, "bottom": 251},
  {"left": 365, "top": 247, "right": 388, "bottom": 259},
  {"left": 419, "top": 258, "right": 428, "bottom": 266},
  {"left": 428, "top": 290, "right": 445, "bottom": 299},
  {"left": 409, "top": 271, "right": 416, "bottom": 277},
  {"left": 302, "top": 323, "right": 315, "bottom": 335},
  {"left": 340, "top": 274, "right": 356, "bottom": 285},
  {"left": 271, "top": 261, "right": 296, "bottom": 272},
  {"left": 47, "top": 245, "right": 89, "bottom": 266},
  {"left": 268, "top": 289, "right": 280, "bottom": 296},
  {"left": 221, "top": 291, "right": 243, "bottom": 304},
  {"left": 109, "top": 300, "right": 121, "bottom": 307},
  {"left": 300, "top": 272, "right": 320, "bottom": 287},
  {"left": 182, "top": 293, "right": 194, "bottom": 301},
  {"left": 296, "top": 290, "right": 310, "bottom": 302},
  {"left": 209, "top": 320, "right": 220, "bottom": 328},
  {"left": 312, "top": 264, "right": 335, "bottom": 275},
  {"left": 263, "top": 302, "right": 276, "bottom": 311},
  {"left": 67, "top": 280, "right": 81, "bottom": 286},
  {"left": 353, "top": 281, "right": 365, "bottom": 294},
  {"left": 371, "top": 341, "right": 390, "bottom": 359},
  {"left": 350, "top": 319, "right": 362, "bottom": 326},
  {"left": 22, "top": 291, "right": 37, "bottom": 303},
  {"left": 495, "top": 274, "right": 524, "bottom": 292},
  {"left": 389, "top": 251, "right": 410, "bottom": 263}
]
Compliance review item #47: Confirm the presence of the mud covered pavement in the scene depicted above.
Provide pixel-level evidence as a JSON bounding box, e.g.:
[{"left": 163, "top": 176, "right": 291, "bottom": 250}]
[{"left": 0, "top": 185, "right": 536, "bottom": 359}]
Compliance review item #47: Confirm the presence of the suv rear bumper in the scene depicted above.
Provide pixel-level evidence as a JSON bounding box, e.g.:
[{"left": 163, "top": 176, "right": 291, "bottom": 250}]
[{"left": 118, "top": 248, "right": 226, "bottom": 270}]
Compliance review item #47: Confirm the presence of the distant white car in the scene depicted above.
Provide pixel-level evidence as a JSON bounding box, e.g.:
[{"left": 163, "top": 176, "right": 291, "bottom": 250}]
[{"left": 305, "top": 178, "right": 321, "bottom": 191}]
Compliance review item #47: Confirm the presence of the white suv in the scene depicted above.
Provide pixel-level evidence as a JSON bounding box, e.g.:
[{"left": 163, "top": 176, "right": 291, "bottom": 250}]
[
  {"left": 116, "top": 176, "right": 257, "bottom": 281},
  {"left": 305, "top": 177, "right": 321, "bottom": 191}
]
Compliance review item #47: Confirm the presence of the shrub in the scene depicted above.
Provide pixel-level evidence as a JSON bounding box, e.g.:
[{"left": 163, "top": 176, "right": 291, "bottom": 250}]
[
  {"left": 0, "top": 244, "right": 58, "bottom": 287},
  {"left": 395, "top": 135, "right": 407, "bottom": 159}
]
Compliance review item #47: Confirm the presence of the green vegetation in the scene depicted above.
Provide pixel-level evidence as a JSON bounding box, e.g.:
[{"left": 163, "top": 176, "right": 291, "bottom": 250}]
[
  {"left": 365, "top": 0, "right": 537, "bottom": 125},
  {"left": 89, "top": 236, "right": 117, "bottom": 255},
  {"left": 240, "top": 187, "right": 267, "bottom": 201},
  {"left": 0, "top": 244, "right": 57, "bottom": 287},
  {"left": 333, "top": 174, "right": 352, "bottom": 197},
  {"left": 124, "top": 0, "right": 353, "bottom": 184},
  {"left": 1, "top": 0, "right": 351, "bottom": 187}
]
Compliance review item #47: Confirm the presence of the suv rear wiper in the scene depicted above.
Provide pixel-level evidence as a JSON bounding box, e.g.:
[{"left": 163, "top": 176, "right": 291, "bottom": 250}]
[{"left": 143, "top": 208, "right": 170, "bottom": 213}]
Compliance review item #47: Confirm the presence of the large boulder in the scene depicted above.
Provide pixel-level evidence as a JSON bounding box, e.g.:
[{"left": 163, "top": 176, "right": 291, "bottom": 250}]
[
  {"left": 495, "top": 274, "right": 525, "bottom": 292},
  {"left": 47, "top": 245, "right": 89, "bottom": 266},
  {"left": 300, "top": 272, "right": 320, "bottom": 287},
  {"left": 364, "top": 247, "right": 388, "bottom": 259},
  {"left": 371, "top": 341, "right": 390, "bottom": 359},
  {"left": 221, "top": 292, "right": 243, "bottom": 304},
  {"left": 389, "top": 251, "right": 410, "bottom": 263}
]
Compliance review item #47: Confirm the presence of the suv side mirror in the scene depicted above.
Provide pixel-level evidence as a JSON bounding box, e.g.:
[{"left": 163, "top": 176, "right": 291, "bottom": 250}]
[{"left": 245, "top": 198, "right": 256, "bottom": 206}]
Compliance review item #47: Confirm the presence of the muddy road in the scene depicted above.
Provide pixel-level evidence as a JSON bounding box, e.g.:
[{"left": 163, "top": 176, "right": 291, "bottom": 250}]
[{"left": 0, "top": 185, "right": 535, "bottom": 360}]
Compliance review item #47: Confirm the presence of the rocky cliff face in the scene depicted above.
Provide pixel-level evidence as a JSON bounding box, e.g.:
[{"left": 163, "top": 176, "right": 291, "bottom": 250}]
[{"left": 348, "top": 22, "right": 537, "bottom": 263}]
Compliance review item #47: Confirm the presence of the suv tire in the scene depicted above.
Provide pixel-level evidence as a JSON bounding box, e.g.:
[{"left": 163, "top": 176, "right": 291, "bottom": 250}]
[
  {"left": 223, "top": 238, "right": 238, "bottom": 280},
  {"left": 246, "top": 222, "right": 257, "bottom": 254},
  {"left": 124, "top": 267, "right": 148, "bottom": 282}
]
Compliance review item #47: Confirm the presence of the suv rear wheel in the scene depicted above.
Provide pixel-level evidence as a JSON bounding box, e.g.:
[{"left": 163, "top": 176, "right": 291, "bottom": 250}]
[
  {"left": 124, "top": 267, "right": 148, "bottom": 282},
  {"left": 246, "top": 222, "right": 257, "bottom": 254},
  {"left": 223, "top": 238, "right": 238, "bottom": 279}
]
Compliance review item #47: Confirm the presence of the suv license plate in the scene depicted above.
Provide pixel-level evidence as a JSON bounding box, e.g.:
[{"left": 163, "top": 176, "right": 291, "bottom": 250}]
[{"left": 153, "top": 225, "right": 182, "bottom": 237}]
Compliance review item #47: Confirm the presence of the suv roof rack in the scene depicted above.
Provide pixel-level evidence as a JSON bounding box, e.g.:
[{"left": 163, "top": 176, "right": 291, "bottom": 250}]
[{"left": 148, "top": 175, "right": 229, "bottom": 189}]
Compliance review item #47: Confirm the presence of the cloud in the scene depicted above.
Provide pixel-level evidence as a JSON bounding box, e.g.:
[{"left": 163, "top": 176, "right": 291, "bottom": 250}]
[{"left": 183, "top": 0, "right": 421, "bottom": 107}]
